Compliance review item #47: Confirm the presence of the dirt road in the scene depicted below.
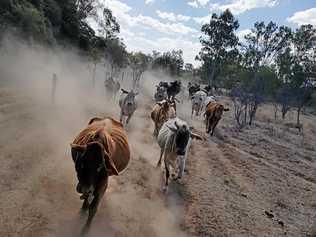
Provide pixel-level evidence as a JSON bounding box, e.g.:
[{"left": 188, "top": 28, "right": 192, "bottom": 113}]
[{"left": 0, "top": 80, "right": 315, "bottom": 237}]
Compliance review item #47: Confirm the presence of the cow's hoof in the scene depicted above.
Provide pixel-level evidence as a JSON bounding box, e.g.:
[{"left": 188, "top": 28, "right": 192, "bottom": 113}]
[
  {"left": 162, "top": 186, "right": 168, "bottom": 193},
  {"left": 80, "top": 225, "right": 90, "bottom": 236}
]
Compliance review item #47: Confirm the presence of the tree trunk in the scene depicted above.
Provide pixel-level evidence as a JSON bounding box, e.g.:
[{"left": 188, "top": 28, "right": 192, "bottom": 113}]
[
  {"left": 273, "top": 103, "right": 278, "bottom": 120},
  {"left": 296, "top": 107, "right": 301, "bottom": 129},
  {"left": 249, "top": 103, "right": 257, "bottom": 125},
  {"left": 244, "top": 103, "right": 247, "bottom": 125},
  {"left": 282, "top": 108, "right": 286, "bottom": 120},
  {"left": 92, "top": 63, "right": 96, "bottom": 88},
  {"left": 209, "top": 64, "right": 215, "bottom": 88}
]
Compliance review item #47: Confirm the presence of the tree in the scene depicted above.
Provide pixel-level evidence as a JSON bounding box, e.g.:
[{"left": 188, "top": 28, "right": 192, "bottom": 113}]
[
  {"left": 98, "top": 7, "right": 120, "bottom": 40},
  {"left": 152, "top": 49, "right": 184, "bottom": 76},
  {"left": 105, "top": 37, "right": 128, "bottom": 77},
  {"left": 128, "top": 52, "right": 150, "bottom": 90},
  {"left": 76, "top": 0, "right": 99, "bottom": 20},
  {"left": 275, "top": 24, "right": 316, "bottom": 126},
  {"left": 197, "top": 9, "right": 239, "bottom": 88},
  {"left": 239, "top": 21, "right": 291, "bottom": 125},
  {"left": 185, "top": 63, "right": 193, "bottom": 72}
]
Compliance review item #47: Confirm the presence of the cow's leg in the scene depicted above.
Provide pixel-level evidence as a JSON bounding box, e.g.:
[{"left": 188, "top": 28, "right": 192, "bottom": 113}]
[
  {"left": 153, "top": 125, "right": 158, "bottom": 137},
  {"left": 80, "top": 199, "right": 89, "bottom": 215},
  {"left": 126, "top": 112, "right": 134, "bottom": 125},
  {"left": 81, "top": 178, "right": 108, "bottom": 235},
  {"left": 211, "top": 119, "right": 219, "bottom": 136},
  {"left": 163, "top": 159, "right": 170, "bottom": 193},
  {"left": 178, "top": 138, "right": 192, "bottom": 179},
  {"left": 120, "top": 110, "right": 123, "bottom": 123},
  {"left": 191, "top": 108, "right": 194, "bottom": 118},
  {"left": 157, "top": 148, "right": 164, "bottom": 167},
  {"left": 205, "top": 117, "right": 209, "bottom": 133}
]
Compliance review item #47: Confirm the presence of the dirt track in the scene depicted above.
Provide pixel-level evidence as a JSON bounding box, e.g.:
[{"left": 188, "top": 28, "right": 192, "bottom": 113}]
[{"left": 0, "top": 78, "right": 315, "bottom": 237}]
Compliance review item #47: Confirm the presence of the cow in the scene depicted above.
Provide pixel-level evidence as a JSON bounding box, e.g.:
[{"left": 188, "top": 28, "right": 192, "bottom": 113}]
[
  {"left": 201, "top": 95, "right": 216, "bottom": 114},
  {"left": 166, "top": 80, "right": 181, "bottom": 99},
  {"left": 159, "top": 81, "right": 169, "bottom": 88},
  {"left": 105, "top": 77, "right": 120, "bottom": 100},
  {"left": 154, "top": 85, "right": 168, "bottom": 102},
  {"left": 204, "top": 101, "right": 229, "bottom": 136},
  {"left": 191, "top": 90, "right": 207, "bottom": 117},
  {"left": 157, "top": 117, "right": 203, "bottom": 192},
  {"left": 188, "top": 83, "right": 200, "bottom": 97},
  {"left": 119, "top": 89, "right": 138, "bottom": 126},
  {"left": 151, "top": 100, "right": 176, "bottom": 137},
  {"left": 70, "top": 117, "right": 130, "bottom": 234},
  {"left": 203, "top": 85, "right": 212, "bottom": 95}
]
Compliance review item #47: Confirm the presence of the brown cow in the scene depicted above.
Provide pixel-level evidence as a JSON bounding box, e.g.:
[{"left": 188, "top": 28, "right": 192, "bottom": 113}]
[
  {"left": 151, "top": 100, "right": 176, "bottom": 137},
  {"left": 70, "top": 117, "right": 130, "bottom": 234},
  {"left": 205, "top": 102, "right": 229, "bottom": 136}
]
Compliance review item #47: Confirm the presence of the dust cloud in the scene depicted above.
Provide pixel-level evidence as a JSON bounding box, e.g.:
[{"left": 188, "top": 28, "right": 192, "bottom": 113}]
[{"left": 0, "top": 34, "right": 187, "bottom": 237}]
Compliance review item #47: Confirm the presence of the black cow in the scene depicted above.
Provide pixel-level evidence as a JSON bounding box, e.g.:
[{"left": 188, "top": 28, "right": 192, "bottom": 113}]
[
  {"left": 166, "top": 80, "right": 181, "bottom": 99},
  {"left": 157, "top": 81, "right": 181, "bottom": 99},
  {"left": 188, "top": 83, "right": 200, "bottom": 97}
]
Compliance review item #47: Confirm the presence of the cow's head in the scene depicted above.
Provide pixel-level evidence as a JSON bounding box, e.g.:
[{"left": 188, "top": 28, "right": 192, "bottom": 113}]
[
  {"left": 122, "top": 89, "right": 138, "bottom": 106},
  {"left": 167, "top": 121, "right": 203, "bottom": 156},
  {"left": 167, "top": 97, "right": 178, "bottom": 111},
  {"left": 70, "top": 142, "right": 118, "bottom": 197}
]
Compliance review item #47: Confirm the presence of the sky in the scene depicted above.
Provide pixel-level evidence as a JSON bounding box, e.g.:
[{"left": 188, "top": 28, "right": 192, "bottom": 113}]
[{"left": 95, "top": 0, "right": 316, "bottom": 67}]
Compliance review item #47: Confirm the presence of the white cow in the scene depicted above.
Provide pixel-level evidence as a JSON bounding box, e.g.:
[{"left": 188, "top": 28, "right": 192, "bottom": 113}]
[
  {"left": 157, "top": 117, "right": 203, "bottom": 192},
  {"left": 119, "top": 89, "right": 138, "bottom": 126},
  {"left": 191, "top": 90, "right": 207, "bottom": 117}
]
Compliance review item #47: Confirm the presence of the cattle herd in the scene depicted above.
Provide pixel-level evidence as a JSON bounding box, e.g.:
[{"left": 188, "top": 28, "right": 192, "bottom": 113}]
[{"left": 70, "top": 79, "right": 229, "bottom": 234}]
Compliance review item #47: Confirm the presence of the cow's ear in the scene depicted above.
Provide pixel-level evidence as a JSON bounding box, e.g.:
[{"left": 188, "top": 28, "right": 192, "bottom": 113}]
[
  {"left": 224, "top": 108, "right": 230, "bottom": 112},
  {"left": 70, "top": 144, "right": 87, "bottom": 153},
  {"left": 173, "top": 97, "right": 180, "bottom": 103},
  {"left": 88, "top": 117, "right": 103, "bottom": 125},
  {"left": 174, "top": 121, "right": 180, "bottom": 129},
  {"left": 121, "top": 89, "right": 128, "bottom": 94}
]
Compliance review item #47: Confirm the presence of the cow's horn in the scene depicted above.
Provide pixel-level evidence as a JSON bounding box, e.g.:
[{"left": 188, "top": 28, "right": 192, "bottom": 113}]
[
  {"left": 174, "top": 121, "right": 179, "bottom": 129},
  {"left": 166, "top": 125, "right": 177, "bottom": 133},
  {"left": 190, "top": 132, "right": 204, "bottom": 140}
]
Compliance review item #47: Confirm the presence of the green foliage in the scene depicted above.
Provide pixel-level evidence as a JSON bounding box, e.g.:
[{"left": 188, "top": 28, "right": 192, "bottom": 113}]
[
  {"left": 42, "top": 0, "right": 62, "bottom": 27},
  {"left": 128, "top": 52, "right": 151, "bottom": 88},
  {"left": 99, "top": 8, "right": 120, "bottom": 39},
  {"left": 106, "top": 37, "right": 128, "bottom": 74},
  {"left": 13, "top": 1, "right": 54, "bottom": 43},
  {"left": 0, "top": 0, "right": 129, "bottom": 73},
  {"left": 243, "top": 22, "right": 292, "bottom": 70},
  {"left": 152, "top": 50, "right": 184, "bottom": 76},
  {"left": 0, "top": 0, "right": 119, "bottom": 51},
  {"left": 198, "top": 9, "right": 239, "bottom": 86}
]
